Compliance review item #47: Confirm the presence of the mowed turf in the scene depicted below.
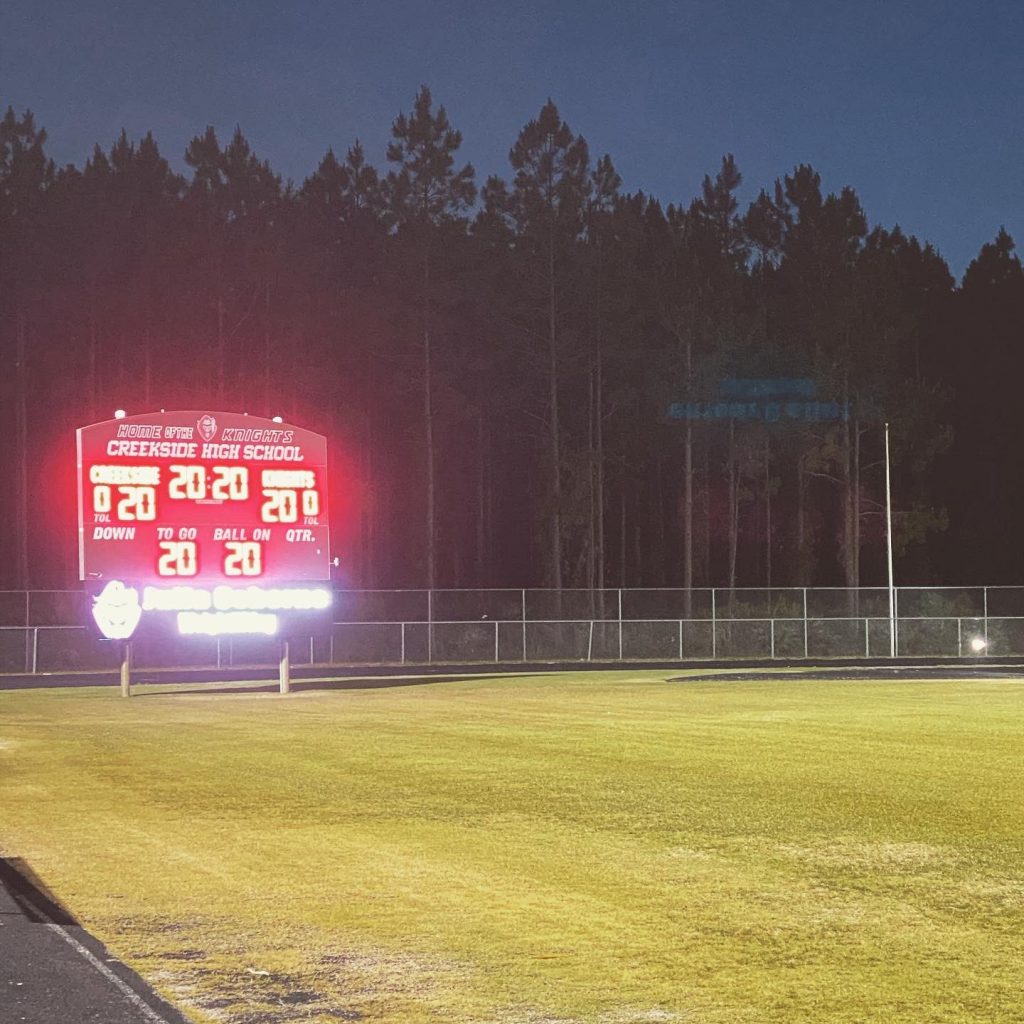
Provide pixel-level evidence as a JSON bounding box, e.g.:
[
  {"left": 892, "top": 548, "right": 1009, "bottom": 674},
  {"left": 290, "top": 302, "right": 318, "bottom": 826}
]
[{"left": 1, "top": 672, "right": 1023, "bottom": 1024}]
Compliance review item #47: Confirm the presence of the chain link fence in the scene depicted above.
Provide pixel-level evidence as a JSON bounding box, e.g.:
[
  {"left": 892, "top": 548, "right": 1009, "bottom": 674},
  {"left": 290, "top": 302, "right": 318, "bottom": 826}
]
[{"left": 1, "top": 586, "right": 1021, "bottom": 675}]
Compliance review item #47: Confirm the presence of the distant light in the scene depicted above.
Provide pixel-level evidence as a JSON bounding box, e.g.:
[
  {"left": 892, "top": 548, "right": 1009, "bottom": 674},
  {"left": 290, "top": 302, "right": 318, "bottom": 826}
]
[
  {"left": 969, "top": 635, "right": 988, "bottom": 653},
  {"left": 272, "top": 416, "right": 283, "bottom": 423},
  {"left": 113, "top": 409, "right": 126, "bottom": 419}
]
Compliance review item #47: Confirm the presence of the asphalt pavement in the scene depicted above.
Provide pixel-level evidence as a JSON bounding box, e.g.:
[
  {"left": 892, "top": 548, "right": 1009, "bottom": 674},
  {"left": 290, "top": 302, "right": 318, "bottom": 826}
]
[{"left": 0, "top": 858, "right": 192, "bottom": 1024}]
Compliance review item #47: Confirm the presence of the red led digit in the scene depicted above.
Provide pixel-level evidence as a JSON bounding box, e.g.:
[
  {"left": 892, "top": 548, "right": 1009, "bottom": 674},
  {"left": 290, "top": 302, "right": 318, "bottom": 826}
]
[
  {"left": 301, "top": 489, "right": 320, "bottom": 516},
  {"left": 116, "top": 486, "right": 157, "bottom": 521},
  {"left": 261, "top": 489, "right": 298, "bottom": 523},
  {"left": 212, "top": 465, "right": 249, "bottom": 501},
  {"left": 157, "top": 541, "right": 198, "bottom": 576},
  {"left": 169, "top": 465, "right": 207, "bottom": 500},
  {"left": 224, "top": 541, "right": 262, "bottom": 576}
]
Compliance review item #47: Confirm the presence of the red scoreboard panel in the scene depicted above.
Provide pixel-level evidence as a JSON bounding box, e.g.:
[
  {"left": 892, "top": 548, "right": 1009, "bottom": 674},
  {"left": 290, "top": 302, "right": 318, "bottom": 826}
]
[{"left": 78, "top": 411, "right": 330, "bottom": 583}]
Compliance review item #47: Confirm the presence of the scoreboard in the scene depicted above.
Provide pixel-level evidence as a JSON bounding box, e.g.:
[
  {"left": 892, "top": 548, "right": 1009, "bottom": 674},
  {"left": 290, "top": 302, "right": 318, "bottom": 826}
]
[{"left": 77, "top": 411, "right": 330, "bottom": 585}]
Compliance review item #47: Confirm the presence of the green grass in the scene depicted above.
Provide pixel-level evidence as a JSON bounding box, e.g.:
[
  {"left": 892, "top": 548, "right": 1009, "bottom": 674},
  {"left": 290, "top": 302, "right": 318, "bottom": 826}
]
[{"left": 1, "top": 671, "right": 1023, "bottom": 1023}]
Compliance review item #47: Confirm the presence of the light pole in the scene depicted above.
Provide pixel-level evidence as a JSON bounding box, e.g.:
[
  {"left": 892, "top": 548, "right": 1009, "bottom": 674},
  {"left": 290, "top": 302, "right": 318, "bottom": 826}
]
[{"left": 884, "top": 422, "right": 896, "bottom": 657}]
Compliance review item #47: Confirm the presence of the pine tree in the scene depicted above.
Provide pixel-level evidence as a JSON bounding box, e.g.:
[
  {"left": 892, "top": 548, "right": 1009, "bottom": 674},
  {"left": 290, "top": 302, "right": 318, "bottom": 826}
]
[
  {"left": 501, "top": 100, "right": 591, "bottom": 589},
  {"left": 386, "top": 86, "right": 476, "bottom": 588},
  {"left": 0, "top": 107, "right": 54, "bottom": 586}
]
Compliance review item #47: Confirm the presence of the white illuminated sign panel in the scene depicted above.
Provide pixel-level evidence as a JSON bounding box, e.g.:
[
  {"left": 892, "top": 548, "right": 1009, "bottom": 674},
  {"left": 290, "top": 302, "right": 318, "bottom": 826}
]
[{"left": 90, "top": 580, "right": 332, "bottom": 640}]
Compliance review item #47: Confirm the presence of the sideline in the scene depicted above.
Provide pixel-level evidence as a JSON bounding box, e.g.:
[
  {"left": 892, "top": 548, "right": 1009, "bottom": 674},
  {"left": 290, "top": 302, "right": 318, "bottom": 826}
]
[
  {"left": 3, "top": 655, "right": 1024, "bottom": 691},
  {"left": 670, "top": 664, "right": 1024, "bottom": 682},
  {"left": 43, "top": 919, "right": 176, "bottom": 1024}
]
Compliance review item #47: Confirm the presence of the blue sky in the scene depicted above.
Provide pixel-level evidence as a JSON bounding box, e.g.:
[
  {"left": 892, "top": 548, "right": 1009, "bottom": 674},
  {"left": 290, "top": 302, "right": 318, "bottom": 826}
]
[{"left": 3, "top": 0, "right": 1021, "bottom": 277}]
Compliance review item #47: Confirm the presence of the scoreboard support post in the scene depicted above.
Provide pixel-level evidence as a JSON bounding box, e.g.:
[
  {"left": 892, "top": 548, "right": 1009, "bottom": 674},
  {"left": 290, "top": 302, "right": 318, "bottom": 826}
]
[
  {"left": 279, "top": 640, "right": 291, "bottom": 695},
  {"left": 120, "top": 641, "right": 132, "bottom": 698}
]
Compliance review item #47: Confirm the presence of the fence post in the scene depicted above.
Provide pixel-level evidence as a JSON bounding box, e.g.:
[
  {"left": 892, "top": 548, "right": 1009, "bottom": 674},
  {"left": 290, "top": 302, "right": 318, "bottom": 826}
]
[
  {"left": 494, "top": 619, "right": 499, "bottom": 663},
  {"left": 894, "top": 588, "right": 900, "bottom": 657},
  {"left": 427, "top": 590, "right": 433, "bottom": 664},
  {"left": 588, "top": 620, "right": 594, "bottom": 662},
  {"left": 31, "top": 627, "right": 38, "bottom": 674},
  {"left": 770, "top": 619, "right": 775, "bottom": 659},
  {"left": 617, "top": 589, "right": 623, "bottom": 661},
  {"left": 802, "top": 587, "right": 808, "bottom": 659},
  {"left": 678, "top": 619, "right": 683, "bottom": 661},
  {"left": 957, "top": 617, "right": 962, "bottom": 658},
  {"left": 711, "top": 588, "right": 717, "bottom": 659},
  {"left": 24, "top": 591, "right": 31, "bottom": 673},
  {"left": 864, "top": 617, "right": 869, "bottom": 658},
  {"left": 983, "top": 586, "right": 989, "bottom": 652},
  {"left": 401, "top": 622, "right": 406, "bottom": 664},
  {"left": 521, "top": 588, "right": 527, "bottom": 662}
]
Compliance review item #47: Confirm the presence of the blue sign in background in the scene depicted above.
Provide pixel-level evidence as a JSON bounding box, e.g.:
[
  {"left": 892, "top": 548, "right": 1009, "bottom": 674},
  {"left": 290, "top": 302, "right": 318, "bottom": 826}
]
[{"left": 669, "top": 379, "right": 849, "bottom": 422}]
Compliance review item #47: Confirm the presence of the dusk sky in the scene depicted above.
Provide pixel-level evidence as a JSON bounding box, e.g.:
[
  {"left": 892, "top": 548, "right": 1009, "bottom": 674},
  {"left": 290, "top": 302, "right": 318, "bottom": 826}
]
[{"left": 3, "top": 0, "right": 1021, "bottom": 278}]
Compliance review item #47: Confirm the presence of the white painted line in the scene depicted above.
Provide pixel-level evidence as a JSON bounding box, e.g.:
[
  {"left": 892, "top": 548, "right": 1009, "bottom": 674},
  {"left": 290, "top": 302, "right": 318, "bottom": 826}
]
[{"left": 43, "top": 922, "right": 176, "bottom": 1024}]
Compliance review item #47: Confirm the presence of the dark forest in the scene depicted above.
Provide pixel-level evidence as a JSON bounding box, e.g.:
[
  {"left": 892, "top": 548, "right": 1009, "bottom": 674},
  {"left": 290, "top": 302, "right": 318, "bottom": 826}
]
[{"left": 2, "top": 89, "right": 1023, "bottom": 591}]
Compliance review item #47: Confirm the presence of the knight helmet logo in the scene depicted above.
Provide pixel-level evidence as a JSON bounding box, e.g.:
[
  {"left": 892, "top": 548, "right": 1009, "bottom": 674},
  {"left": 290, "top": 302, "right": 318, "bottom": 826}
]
[
  {"left": 197, "top": 414, "right": 218, "bottom": 442},
  {"left": 92, "top": 581, "right": 142, "bottom": 640}
]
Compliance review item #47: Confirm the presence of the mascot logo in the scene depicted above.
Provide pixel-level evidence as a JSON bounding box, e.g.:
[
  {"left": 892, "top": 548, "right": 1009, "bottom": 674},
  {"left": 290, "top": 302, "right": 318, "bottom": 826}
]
[
  {"left": 197, "top": 414, "right": 218, "bottom": 442},
  {"left": 92, "top": 581, "right": 142, "bottom": 640}
]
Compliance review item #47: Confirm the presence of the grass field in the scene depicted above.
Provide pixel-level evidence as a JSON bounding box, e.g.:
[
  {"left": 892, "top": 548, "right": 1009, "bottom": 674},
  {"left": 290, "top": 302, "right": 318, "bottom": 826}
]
[{"left": 1, "top": 671, "right": 1023, "bottom": 1024}]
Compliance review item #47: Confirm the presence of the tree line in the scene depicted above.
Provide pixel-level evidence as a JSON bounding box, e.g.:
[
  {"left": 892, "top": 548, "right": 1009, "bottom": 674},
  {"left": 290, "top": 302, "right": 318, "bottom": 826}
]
[{"left": 2, "top": 89, "right": 1023, "bottom": 592}]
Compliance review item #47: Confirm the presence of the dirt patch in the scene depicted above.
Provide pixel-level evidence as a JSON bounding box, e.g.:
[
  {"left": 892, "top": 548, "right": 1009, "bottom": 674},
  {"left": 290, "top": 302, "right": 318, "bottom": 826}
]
[{"left": 279, "top": 990, "right": 319, "bottom": 1004}]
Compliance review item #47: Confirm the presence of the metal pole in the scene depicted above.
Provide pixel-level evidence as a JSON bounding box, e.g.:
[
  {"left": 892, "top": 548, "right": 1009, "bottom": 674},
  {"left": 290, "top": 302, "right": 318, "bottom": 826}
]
[
  {"left": 400, "top": 622, "right": 406, "bottom": 664},
  {"left": 427, "top": 590, "right": 433, "bottom": 664},
  {"left": 884, "top": 422, "right": 896, "bottom": 658},
  {"left": 120, "top": 641, "right": 132, "bottom": 698},
  {"left": 617, "top": 588, "right": 623, "bottom": 660},
  {"left": 494, "top": 620, "right": 499, "bottom": 662},
  {"left": 894, "top": 588, "right": 900, "bottom": 657},
  {"left": 521, "top": 588, "right": 527, "bottom": 662},
  {"left": 802, "top": 587, "right": 808, "bottom": 658},
  {"left": 711, "top": 588, "right": 717, "bottom": 659},
  {"left": 678, "top": 619, "right": 683, "bottom": 661},
  {"left": 279, "top": 639, "right": 290, "bottom": 694},
  {"left": 983, "top": 587, "right": 989, "bottom": 652},
  {"left": 31, "top": 627, "right": 38, "bottom": 674}
]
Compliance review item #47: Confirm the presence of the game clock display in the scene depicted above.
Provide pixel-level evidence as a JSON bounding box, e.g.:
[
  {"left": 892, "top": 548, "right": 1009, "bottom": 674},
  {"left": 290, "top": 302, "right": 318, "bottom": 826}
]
[{"left": 77, "top": 411, "right": 330, "bottom": 583}]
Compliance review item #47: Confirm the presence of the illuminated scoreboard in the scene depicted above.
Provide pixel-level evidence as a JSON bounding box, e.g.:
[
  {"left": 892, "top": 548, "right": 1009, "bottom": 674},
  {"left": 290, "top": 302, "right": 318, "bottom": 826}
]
[{"left": 77, "top": 411, "right": 330, "bottom": 584}]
